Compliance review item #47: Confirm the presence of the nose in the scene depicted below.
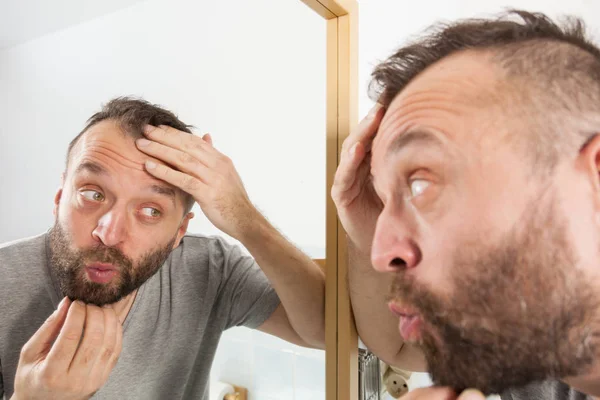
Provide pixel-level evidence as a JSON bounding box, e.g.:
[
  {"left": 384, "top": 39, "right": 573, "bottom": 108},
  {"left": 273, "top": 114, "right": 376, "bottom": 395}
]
[
  {"left": 92, "top": 207, "right": 128, "bottom": 248},
  {"left": 371, "top": 208, "right": 421, "bottom": 274}
]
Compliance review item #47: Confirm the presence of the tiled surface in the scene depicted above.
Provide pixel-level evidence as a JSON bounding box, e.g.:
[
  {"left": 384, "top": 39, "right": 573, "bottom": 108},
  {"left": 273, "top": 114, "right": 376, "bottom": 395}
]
[
  {"left": 210, "top": 327, "right": 326, "bottom": 400},
  {"left": 254, "top": 345, "right": 296, "bottom": 399},
  {"left": 295, "top": 352, "right": 326, "bottom": 400},
  {"left": 210, "top": 336, "right": 254, "bottom": 392}
]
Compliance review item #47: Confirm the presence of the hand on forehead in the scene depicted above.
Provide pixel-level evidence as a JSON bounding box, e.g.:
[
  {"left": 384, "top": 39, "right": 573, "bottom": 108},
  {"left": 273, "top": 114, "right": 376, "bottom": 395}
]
[{"left": 72, "top": 120, "right": 174, "bottom": 176}]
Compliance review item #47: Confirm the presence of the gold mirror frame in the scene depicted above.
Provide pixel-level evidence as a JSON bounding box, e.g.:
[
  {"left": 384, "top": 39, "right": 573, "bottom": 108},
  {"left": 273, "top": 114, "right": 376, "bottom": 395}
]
[{"left": 300, "top": 1, "right": 358, "bottom": 399}]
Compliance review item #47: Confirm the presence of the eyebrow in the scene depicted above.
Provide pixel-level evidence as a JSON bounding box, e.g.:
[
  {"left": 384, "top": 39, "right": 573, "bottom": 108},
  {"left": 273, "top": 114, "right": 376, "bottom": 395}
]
[
  {"left": 372, "top": 130, "right": 447, "bottom": 189},
  {"left": 74, "top": 161, "right": 108, "bottom": 176},
  {"left": 386, "top": 130, "right": 445, "bottom": 157},
  {"left": 74, "top": 160, "right": 177, "bottom": 207},
  {"left": 149, "top": 184, "right": 177, "bottom": 206}
]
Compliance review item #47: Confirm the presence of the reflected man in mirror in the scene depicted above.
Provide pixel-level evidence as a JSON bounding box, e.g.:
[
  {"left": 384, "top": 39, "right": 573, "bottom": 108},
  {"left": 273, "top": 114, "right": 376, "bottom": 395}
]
[
  {"left": 0, "top": 97, "right": 325, "bottom": 399},
  {"left": 336, "top": 9, "right": 600, "bottom": 400}
]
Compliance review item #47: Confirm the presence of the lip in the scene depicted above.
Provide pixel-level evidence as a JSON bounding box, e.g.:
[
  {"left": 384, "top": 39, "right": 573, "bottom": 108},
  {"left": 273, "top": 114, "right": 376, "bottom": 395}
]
[
  {"left": 388, "top": 302, "right": 423, "bottom": 342},
  {"left": 388, "top": 302, "right": 418, "bottom": 318},
  {"left": 398, "top": 315, "right": 423, "bottom": 342},
  {"left": 86, "top": 262, "right": 117, "bottom": 271},
  {"left": 85, "top": 263, "right": 118, "bottom": 284}
]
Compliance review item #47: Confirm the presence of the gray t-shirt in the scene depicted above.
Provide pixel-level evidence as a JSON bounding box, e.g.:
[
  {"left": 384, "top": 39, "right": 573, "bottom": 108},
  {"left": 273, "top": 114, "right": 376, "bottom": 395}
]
[
  {"left": 502, "top": 380, "right": 593, "bottom": 400},
  {"left": 0, "top": 232, "right": 280, "bottom": 400}
]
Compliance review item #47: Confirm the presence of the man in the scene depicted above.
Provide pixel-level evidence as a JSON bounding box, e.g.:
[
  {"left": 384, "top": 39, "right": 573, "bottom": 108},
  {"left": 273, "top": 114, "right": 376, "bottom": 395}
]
[
  {"left": 0, "top": 97, "right": 325, "bottom": 399},
  {"left": 333, "top": 9, "right": 600, "bottom": 400}
]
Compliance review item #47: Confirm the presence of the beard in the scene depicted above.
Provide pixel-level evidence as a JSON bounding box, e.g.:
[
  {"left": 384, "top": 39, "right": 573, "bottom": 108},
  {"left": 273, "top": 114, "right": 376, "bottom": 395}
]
[
  {"left": 48, "top": 221, "right": 176, "bottom": 306},
  {"left": 390, "top": 196, "right": 600, "bottom": 395}
]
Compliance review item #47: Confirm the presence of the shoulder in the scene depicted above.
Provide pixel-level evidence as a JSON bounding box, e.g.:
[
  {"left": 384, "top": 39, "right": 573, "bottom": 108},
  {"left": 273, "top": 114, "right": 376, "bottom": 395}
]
[
  {"left": 165, "top": 233, "right": 252, "bottom": 284},
  {"left": 177, "top": 233, "right": 234, "bottom": 253},
  {"left": 0, "top": 233, "right": 54, "bottom": 337},
  {"left": 173, "top": 233, "right": 250, "bottom": 267},
  {"left": 0, "top": 233, "right": 47, "bottom": 258},
  {"left": 0, "top": 233, "right": 49, "bottom": 277}
]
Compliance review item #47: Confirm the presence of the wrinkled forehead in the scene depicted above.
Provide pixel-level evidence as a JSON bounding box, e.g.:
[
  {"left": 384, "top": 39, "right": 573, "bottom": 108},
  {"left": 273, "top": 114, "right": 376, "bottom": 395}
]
[
  {"left": 69, "top": 120, "right": 147, "bottom": 168},
  {"left": 372, "top": 51, "right": 505, "bottom": 164},
  {"left": 66, "top": 120, "right": 190, "bottom": 212}
]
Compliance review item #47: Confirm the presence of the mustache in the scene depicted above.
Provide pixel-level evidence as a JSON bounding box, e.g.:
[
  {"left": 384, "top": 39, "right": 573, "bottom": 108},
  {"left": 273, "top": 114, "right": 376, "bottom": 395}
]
[
  {"left": 387, "top": 272, "right": 448, "bottom": 322},
  {"left": 76, "top": 244, "right": 133, "bottom": 269},
  {"left": 386, "top": 272, "right": 420, "bottom": 304}
]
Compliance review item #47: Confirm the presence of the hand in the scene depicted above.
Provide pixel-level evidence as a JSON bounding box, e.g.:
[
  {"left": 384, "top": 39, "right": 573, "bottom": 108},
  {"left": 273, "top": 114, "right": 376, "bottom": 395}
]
[
  {"left": 137, "top": 126, "right": 257, "bottom": 241},
  {"left": 400, "top": 387, "right": 486, "bottom": 400},
  {"left": 13, "top": 298, "right": 122, "bottom": 400},
  {"left": 331, "top": 103, "right": 385, "bottom": 255}
]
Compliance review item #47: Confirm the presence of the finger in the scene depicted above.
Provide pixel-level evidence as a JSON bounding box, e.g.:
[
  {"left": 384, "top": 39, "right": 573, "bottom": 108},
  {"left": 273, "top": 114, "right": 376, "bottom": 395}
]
[
  {"left": 341, "top": 103, "right": 384, "bottom": 154},
  {"left": 138, "top": 133, "right": 217, "bottom": 169},
  {"left": 136, "top": 138, "right": 217, "bottom": 179},
  {"left": 202, "top": 133, "right": 213, "bottom": 146},
  {"left": 332, "top": 140, "right": 367, "bottom": 196},
  {"left": 20, "top": 297, "right": 70, "bottom": 361},
  {"left": 143, "top": 125, "right": 218, "bottom": 165},
  {"left": 457, "top": 389, "right": 486, "bottom": 400},
  {"left": 88, "top": 306, "right": 120, "bottom": 385},
  {"left": 69, "top": 304, "right": 106, "bottom": 376},
  {"left": 338, "top": 157, "right": 373, "bottom": 205},
  {"left": 101, "top": 310, "right": 123, "bottom": 383},
  {"left": 145, "top": 161, "right": 209, "bottom": 198},
  {"left": 46, "top": 300, "right": 87, "bottom": 372},
  {"left": 400, "top": 387, "right": 456, "bottom": 399}
]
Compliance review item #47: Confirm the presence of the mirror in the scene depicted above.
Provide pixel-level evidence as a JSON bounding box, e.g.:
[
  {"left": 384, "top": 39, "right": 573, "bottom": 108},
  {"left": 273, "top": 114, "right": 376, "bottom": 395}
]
[{"left": 0, "top": 0, "right": 329, "bottom": 399}]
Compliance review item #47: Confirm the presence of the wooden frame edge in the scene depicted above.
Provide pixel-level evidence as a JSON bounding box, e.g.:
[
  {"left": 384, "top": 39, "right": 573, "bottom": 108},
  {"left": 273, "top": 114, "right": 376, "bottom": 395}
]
[
  {"left": 310, "top": 1, "right": 359, "bottom": 400},
  {"left": 333, "top": 7, "right": 359, "bottom": 400},
  {"left": 306, "top": 0, "right": 358, "bottom": 399}
]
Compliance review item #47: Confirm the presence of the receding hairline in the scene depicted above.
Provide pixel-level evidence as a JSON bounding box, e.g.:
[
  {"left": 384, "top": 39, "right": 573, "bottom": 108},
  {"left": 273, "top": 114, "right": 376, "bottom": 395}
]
[
  {"left": 370, "top": 10, "right": 600, "bottom": 176},
  {"left": 65, "top": 96, "right": 197, "bottom": 214},
  {"left": 369, "top": 9, "right": 600, "bottom": 108},
  {"left": 386, "top": 38, "right": 600, "bottom": 104},
  {"left": 66, "top": 118, "right": 141, "bottom": 169}
]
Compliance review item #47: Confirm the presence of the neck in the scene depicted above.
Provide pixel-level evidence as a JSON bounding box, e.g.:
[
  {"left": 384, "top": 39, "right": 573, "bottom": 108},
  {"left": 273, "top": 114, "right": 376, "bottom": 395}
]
[{"left": 110, "top": 290, "right": 138, "bottom": 324}]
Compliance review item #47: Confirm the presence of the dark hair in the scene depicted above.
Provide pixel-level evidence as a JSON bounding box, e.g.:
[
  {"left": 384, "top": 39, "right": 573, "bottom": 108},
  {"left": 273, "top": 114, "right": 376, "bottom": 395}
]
[
  {"left": 67, "top": 96, "right": 196, "bottom": 213},
  {"left": 369, "top": 10, "right": 600, "bottom": 169}
]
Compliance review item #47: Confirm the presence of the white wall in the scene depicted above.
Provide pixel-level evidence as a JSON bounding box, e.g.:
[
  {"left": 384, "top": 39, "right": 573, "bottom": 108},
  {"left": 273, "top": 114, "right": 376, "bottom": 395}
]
[
  {"left": 0, "top": 0, "right": 326, "bottom": 399},
  {"left": 0, "top": 0, "right": 147, "bottom": 49},
  {"left": 357, "top": 0, "right": 600, "bottom": 395}
]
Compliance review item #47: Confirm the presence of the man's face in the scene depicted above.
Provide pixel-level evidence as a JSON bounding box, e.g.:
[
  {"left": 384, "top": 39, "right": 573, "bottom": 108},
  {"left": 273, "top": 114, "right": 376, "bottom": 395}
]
[
  {"left": 49, "top": 120, "right": 192, "bottom": 306},
  {"left": 370, "top": 52, "right": 600, "bottom": 394}
]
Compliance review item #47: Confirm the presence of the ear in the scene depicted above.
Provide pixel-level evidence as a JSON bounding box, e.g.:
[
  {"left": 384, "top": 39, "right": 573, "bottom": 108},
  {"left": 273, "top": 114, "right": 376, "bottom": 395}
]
[
  {"left": 53, "top": 173, "right": 66, "bottom": 216},
  {"left": 172, "top": 212, "right": 194, "bottom": 249},
  {"left": 578, "top": 134, "right": 600, "bottom": 210}
]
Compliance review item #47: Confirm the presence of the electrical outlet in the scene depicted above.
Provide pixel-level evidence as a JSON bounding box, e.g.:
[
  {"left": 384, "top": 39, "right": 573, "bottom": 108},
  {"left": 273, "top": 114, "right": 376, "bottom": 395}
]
[{"left": 383, "top": 369, "right": 410, "bottom": 398}]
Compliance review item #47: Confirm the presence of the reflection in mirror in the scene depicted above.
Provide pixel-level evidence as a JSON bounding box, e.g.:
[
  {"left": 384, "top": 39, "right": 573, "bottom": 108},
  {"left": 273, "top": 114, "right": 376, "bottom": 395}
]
[{"left": 0, "top": 0, "right": 326, "bottom": 399}]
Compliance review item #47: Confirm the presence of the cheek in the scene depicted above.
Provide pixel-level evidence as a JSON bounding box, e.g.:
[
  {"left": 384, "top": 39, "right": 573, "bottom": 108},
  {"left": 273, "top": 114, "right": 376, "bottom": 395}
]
[
  {"left": 128, "top": 226, "right": 177, "bottom": 255},
  {"left": 558, "top": 194, "right": 598, "bottom": 275},
  {"left": 417, "top": 236, "right": 457, "bottom": 299},
  {"left": 58, "top": 203, "right": 97, "bottom": 246},
  {"left": 551, "top": 167, "right": 600, "bottom": 274},
  {"left": 416, "top": 203, "right": 499, "bottom": 299}
]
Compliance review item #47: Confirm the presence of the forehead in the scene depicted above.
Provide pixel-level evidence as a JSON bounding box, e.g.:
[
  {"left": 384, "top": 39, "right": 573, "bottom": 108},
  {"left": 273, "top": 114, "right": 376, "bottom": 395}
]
[
  {"left": 372, "top": 51, "right": 504, "bottom": 164},
  {"left": 70, "top": 120, "right": 145, "bottom": 166},
  {"left": 68, "top": 120, "right": 179, "bottom": 194}
]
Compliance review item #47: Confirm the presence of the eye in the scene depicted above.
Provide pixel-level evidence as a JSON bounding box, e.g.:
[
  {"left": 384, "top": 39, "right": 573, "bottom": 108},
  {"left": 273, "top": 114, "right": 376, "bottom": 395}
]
[
  {"left": 80, "top": 190, "right": 105, "bottom": 202},
  {"left": 409, "top": 179, "right": 430, "bottom": 198},
  {"left": 141, "top": 207, "right": 162, "bottom": 218}
]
